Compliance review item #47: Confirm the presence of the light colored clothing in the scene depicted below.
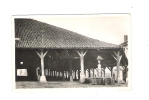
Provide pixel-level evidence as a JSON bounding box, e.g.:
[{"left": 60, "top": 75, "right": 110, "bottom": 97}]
[{"left": 36, "top": 67, "right": 41, "bottom": 81}]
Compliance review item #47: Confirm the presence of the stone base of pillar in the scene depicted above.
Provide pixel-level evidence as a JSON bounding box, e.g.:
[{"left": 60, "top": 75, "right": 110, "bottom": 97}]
[
  {"left": 70, "top": 76, "right": 73, "bottom": 82},
  {"left": 80, "top": 75, "right": 85, "bottom": 83},
  {"left": 39, "top": 76, "right": 47, "bottom": 83}
]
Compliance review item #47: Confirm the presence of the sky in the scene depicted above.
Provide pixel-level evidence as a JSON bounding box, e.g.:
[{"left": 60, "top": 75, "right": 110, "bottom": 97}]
[{"left": 33, "top": 14, "right": 131, "bottom": 45}]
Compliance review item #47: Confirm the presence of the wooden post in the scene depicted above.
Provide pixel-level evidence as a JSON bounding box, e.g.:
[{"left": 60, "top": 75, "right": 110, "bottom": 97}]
[
  {"left": 104, "top": 68, "right": 105, "bottom": 77},
  {"left": 62, "top": 71, "right": 65, "bottom": 80},
  {"left": 93, "top": 68, "right": 95, "bottom": 78},
  {"left": 111, "top": 67, "right": 113, "bottom": 77},
  {"left": 78, "top": 70, "right": 80, "bottom": 80},
  {"left": 36, "top": 49, "right": 48, "bottom": 83},
  {"left": 74, "top": 70, "right": 76, "bottom": 80},
  {"left": 89, "top": 69, "right": 90, "bottom": 78},
  {"left": 58, "top": 71, "right": 59, "bottom": 79},
  {"left": 69, "top": 59, "right": 73, "bottom": 82},
  {"left": 62, "top": 63, "right": 65, "bottom": 80},
  {"left": 126, "top": 66, "right": 128, "bottom": 83},
  {"left": 111, "top": 50, "right": 122, "bottom": 84},
  {"left": 65, "top": 71, "right": 67, "bottom": 79},
  {"left": 76, "top": 50, "right": 87, "bottom": 83},
  {"left": 117, "top": 51, "right": 121, "bottom": 84}
]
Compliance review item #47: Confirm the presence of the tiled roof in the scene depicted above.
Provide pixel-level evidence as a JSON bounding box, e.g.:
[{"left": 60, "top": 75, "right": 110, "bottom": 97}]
[{"left": 15, "top": 19, "right": 121, "bottom": 49}]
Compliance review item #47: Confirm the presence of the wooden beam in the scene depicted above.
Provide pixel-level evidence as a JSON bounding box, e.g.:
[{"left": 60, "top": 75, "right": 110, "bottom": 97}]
[
  {"left": 76, "top": 50, "right": 81, "bottom": 56},
  {"left": 43, "top": 50, "right": 48, "bottom": 57},
  {"left": 54, "top": 51, "right": 60, "bottom": 56},
  {"left": 111, "top": 54, "right": 117, "bottom": 61},
  {"left": 76, "top": 50, "right": 88, "bottom": 57},
  {"left": 122, "top": 66, "right": 125, "bottom": 70},
  {"left": 113, "top": 51, "right": 118, "bottom": 56},
  {"left": 36, "top": 51, "right": 41, "bottom": 58},
  {"left": 107, "top": 67, "right": 111, "bottom": 71},
  {"left": 83, "top": 50, "right": 88, "bottom": 56}
]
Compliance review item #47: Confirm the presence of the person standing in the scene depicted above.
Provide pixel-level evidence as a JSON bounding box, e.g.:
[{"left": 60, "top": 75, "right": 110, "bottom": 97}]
[{"left": 36, "top": 67, "right": 41, "bottom": 81}]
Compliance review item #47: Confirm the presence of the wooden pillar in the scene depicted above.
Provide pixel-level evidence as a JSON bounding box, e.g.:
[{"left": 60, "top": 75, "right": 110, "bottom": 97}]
[
  {"left": 117, "top": 51, "right": 122, "bottom": 84},
  {"left": 69, "top": 59, "right": 73, "bottom": 82},
  {"left": 78, "top": 70, "right": 80, "bottom": 80},
  {"left": 50, "top": 70, "right": 52, "bottom": 76},
  {"left": 58, "top": 71, "right": 60, "bottom": 79},
  {"left": 47, "top": 69, "right": 49, "bottom": 76},
  {"left": 66, "top": 71, "right": 68, "bottom": 79},
  {"left": 80, "top": 54, "right": 85, "bottom": 82},
  {"left": 65, "top": 71, "right": 67, "bottom": 79},
  {"left": 62, "top": 63, "right": 65, "bottom": 80},
  {"left": 62, "top": 71, "right": 65, "bottom": 80},
  {"left": 40, "top": 50, "right": 45, "bottom": 76},
  {"left": 88, "top": 69, "right": 90, "bottom": 78},
  {"left": 36, "top": 49, "right": 48, "bottom": 83},
  {"left": 125, "top": 66, "right": 127, "bottom": 83},
  {"left": 77, "top": 50, "right": 87, "bottom": 83},
  {"left": 48, "top": 69, "right": 50, "bottom": 76},
  {"left": 53, "top": 70, "right": 55, "bottom": 77},
  {"left": 93, "top": 68, "right": 95, "bottom": 78},
  {"left": 104, "top": 68, "right": 105, "bottom": 77},
  {"left": 111, "top": 50, "right": 122, "bottom": 84},
  {"left": 74, "top": 70, "right": 76, "bottom": 80},
  {"left": 111, "top": 67, "right": 113, "bottom": 77}
]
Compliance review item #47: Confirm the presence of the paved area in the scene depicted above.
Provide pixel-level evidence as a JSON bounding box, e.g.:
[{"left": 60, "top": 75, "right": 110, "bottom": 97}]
[{"left": 16, "top": 81, "right": 128, "bottom": 89}]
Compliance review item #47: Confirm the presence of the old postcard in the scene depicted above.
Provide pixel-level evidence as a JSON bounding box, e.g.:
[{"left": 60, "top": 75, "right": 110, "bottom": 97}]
[{"left": 12, "top": 14, "right": 131, "bottom": 92}]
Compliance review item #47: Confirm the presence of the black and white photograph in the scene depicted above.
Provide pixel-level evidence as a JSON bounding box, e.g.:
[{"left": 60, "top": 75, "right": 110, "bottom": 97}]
[{"left": 13, "top": 14, "right": 130, "bottom": 89}]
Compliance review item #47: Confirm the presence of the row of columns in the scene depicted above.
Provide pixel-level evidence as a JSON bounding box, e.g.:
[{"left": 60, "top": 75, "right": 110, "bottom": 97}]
[
  {"left": 44, "top": 68, "right": 111, "bottom": 79},
  {"left": 36, "top": 49, "right": 122, "bottom": 84},
  {"left": 44, "top": 70, "right": 80, "bottom": 80}
]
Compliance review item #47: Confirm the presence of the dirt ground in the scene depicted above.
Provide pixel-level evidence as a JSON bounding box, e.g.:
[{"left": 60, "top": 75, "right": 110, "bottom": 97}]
[{"left": 16, "top": 81, "right": 128, "bottom": 89}]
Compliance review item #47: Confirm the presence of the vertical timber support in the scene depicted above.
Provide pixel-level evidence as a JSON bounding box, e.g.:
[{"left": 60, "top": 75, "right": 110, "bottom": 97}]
[
  {"left": 62, "top": 71, "right": 65, "bottom": 80},
  {"left": 88, "top": 69, "right": 90, "bottom": 78},
  {"left": 117, "top": 51, "right": 122, "bottom": 84},
  {"left": 36, "top": 49, "right": 48, "bottom": 83},
  {"left": 62, "top": 63, "right": 65, "bottom": 80},
  {"left": 69, "top": 59, "right": 73, "bottom": 82},
  {"left": 78, "top": 70, "right": 80, "bottom": 80},
  {"left": 93, "top": 69, "right": 95, "bottom": 78},
  {"left": 74, "top": 70, "right": 76, "bottom": 80},
  {"left": 111, "top": 50, "right": 122, "bottom": 84},
  {"left": 111, "top": 67, "right": 113, "bottom": 77},
  {"left": 77, "top": 50, "right": 88, "bottom": 83},
  {"left": 103, "top": 68, "right": 105, "bottom": 78}
]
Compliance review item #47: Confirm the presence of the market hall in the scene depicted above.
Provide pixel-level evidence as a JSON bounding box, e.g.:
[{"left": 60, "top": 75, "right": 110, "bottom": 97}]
[{"left": 15, "top": 19, "right": 128, "bottom": 85}]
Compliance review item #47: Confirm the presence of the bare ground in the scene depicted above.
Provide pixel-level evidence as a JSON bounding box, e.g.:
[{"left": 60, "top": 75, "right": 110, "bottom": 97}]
[{"left": 16, "top": 81, "right": 128, "bottom": 89}]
